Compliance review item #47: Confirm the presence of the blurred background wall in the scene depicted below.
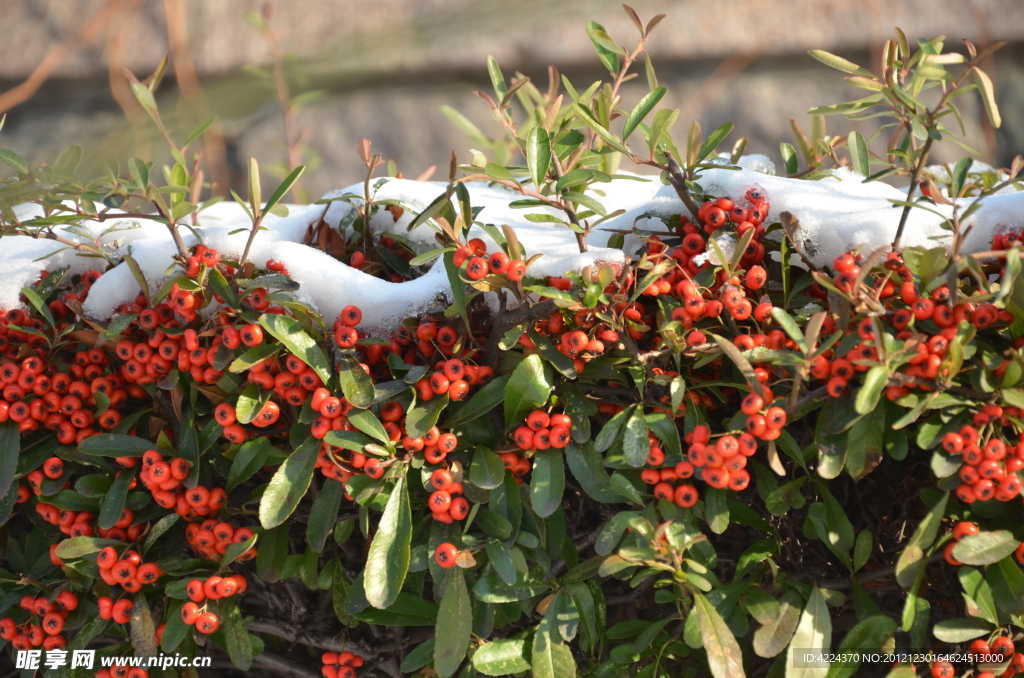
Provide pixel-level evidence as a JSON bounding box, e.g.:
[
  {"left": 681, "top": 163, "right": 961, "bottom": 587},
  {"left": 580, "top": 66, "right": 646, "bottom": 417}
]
[{"left": 0, "top": 0, "right": 1022, "bottom": 199}]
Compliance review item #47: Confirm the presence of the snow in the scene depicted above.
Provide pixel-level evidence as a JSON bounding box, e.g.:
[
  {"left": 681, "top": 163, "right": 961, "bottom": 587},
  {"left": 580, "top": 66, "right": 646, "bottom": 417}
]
[{"left": 1, "top": 160, "right": 1022, "bottom": 329}]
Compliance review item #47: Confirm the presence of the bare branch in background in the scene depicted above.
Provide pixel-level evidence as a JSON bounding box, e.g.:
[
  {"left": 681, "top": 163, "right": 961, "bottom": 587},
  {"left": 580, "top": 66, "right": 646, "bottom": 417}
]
[
  {"left": 0, "top": 0, "right": 121, "bottom": 114},
  {"left": 163, "top": 0, "right": 232, "bottom": 196}
]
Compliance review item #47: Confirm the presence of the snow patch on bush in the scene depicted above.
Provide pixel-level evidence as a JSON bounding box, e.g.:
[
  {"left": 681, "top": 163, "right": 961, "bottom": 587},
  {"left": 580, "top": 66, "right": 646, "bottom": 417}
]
[{"left": 2, "top": 164, "right": 1021, "bottom": 327}]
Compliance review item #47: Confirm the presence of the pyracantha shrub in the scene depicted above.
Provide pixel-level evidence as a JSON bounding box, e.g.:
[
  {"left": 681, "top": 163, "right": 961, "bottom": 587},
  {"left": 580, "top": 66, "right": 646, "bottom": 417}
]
[{"left": 0, "top": 6, "right": 1022, "bottom": 678}]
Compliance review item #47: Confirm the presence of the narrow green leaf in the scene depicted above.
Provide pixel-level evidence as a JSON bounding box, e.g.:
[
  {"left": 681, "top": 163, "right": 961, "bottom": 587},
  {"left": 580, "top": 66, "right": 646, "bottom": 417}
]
[
  {"left": 847, "top": 130, "right": 870, "bottom": 176},
  {"left": 264, "top": 165, "right": 305, "bottom": 212},
  {"left": 952, "top": 530, "right": 1019, "bottom": 566},
  {"left": 259, "top": 313, "right": 332, "bottom": 387},
  {"left": 259, "top": 436, "right": 319, "bottom": 529},
  {"left": 622, "top": 86, "right": 667, "bottom": 141},
  {"left": 307, "top": 479, "right": 344, "bottom": 552},
  {"left": 434, "top": 568, "right": 472, "bottom": 678},
  {"left": 895, "top": 491, "right": 948, "bottom": 587},
  {"left": 504, "top": 354, "right": 553, "bottom": 430},
  {"left": 338, "top": 352, "right": 375, "bottom": 409},
  {"left": 530, "top": 449, "right": 565, "bottom": 518},
  {"left": 693, "top": 591, "right": 746, "bottom": 678},
  {"left": 786, "top": 585, "right": 831, "bottom": 678},
  {"left": 364, "top": 476, "right": 412, "bottom": 609},
  {"left": 526, "top": 127, "right": 551, "bottom": 188},
  {"left": 697, "top": 122, "right": 734, "bottom": 162},
  {"left": 855, "top": 366, "right": 889, "bottom": 415},
  {"left": 574, "top": 103, "right": 630, "bottom": 155}
]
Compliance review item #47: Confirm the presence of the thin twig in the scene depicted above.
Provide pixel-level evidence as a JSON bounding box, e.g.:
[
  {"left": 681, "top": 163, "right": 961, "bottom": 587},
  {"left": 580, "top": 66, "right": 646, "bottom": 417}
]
[{"left": 0, "top": 0, "right": 121, "bottom": 114}]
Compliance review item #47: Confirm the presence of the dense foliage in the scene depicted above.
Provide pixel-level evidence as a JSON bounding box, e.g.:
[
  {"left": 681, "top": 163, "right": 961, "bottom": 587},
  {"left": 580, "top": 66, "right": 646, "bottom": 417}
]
[{"left": 0, "top": 7, "right": 1022, "bottom": 678}]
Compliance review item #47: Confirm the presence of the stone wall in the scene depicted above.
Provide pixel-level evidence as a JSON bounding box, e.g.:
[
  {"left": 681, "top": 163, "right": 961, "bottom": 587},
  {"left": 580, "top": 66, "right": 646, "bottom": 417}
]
[{"left": 0, "top": 0, "right": 1021, "bottom": 195}]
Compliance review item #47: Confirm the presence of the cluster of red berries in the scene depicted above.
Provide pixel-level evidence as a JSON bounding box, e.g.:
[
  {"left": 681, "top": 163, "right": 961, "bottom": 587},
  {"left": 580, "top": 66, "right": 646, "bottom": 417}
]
[
  {"left": 0, "top": 330, "right": 133, "bottom": 441},
  {"left": 178, "top": 574, "right": 249, "bottom": 634},
  {"left": 321, "top": 650, "right": 364, "bottom": 678},
  {"left": 93, "top": 546, "right": 164, "bottom": 591},
  {"left": 427, "top": 467, "right": 469, "bottom": 523},
  {"left": 184, "top": 520, "right": 257, "bottom": 561},
  {"left": 454, "top": 238, "right": 527, "bottom": 282},
  {"left": 94, "top": 667, "right": 150, "bottom": 678},
  {"left": 134, "top": 449, "right": 230, "bottom": 519},
  {"left": 0, "top": 591, "right": 79, "bottom": 651},
  {"left": 413, "top": 357, "right": 495, "bottom": 403},
  {"left": 941, "top": 426, "right": 1024, "bottom": 504},
  {"left": 97, "top": 596, "right": 135, "bottom": 624},
  {"left": 929, "top": 635, "right": 1024, "bottom": 677}
]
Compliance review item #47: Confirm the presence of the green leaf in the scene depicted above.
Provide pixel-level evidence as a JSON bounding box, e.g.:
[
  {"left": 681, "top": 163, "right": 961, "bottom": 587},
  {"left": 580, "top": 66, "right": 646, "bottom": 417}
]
[
  {"left": 264, "top": 165, "right": 306, "bottom": 213},
  {"left": 530, "top": 449, "right": 565, "bottom": 518},
  {"left": 405, "top": 393, "right": 449, "bottom": 438},
  {"left": 0, "top": 423, "right": 18, "bottom": 507},
  {"left": 526, "top": 127, "right": 551, "bottom": 188},
  {"left": 697, "top": 122, "right": 734, "bottom": 162},
  {"left": 259, "top": 313, "right": 332, "bottom": 386},
  {"left": 129, "top": 591, "right": 157, "bottom": 658},
  {"left": 307, "top": 479, "right": 344, "bottom": 552},
  {"left": 221, "top": 598, "right": 255, "bottom": 670},
  {"left": 473, "top": 569, "right": 547, "bottom": 603},
  {"left": 228, "top": 343, "right": 281, "bottom": 373},
  {"left": 219, "top": 534, "right": 258, "bottom": 570},
  {"left": 693, "top": 591, "right": 746, "bottom": 678},
  {"left": 443, "top": 251, "right": 470, "bottom": 331},
  {"left": 786, "top": 585, "right": 832, "bottom": 678},
  {"left": 585, "top": 21, "right": 622, "bottom": 74},
  {"left": 622, "top": 86, "right": 667, "bottom": 141},
  {"left": 401, "top": 639, "right": 436, "bottom": 673},
  {"left": 434, "top": 568, "right": 472, "bottom": 678},
  {"left": 854, "top": 366, "right": 889, "bottom": 415},
  {"left": 446, "top": 375, "right": 510, "bottom": 428},
  {"left": 609, "top": 473, "right": 644, "bottom": 505},
  {"left": 847, "top": 130, "right": 870, "bottom": 177},
  {"left": 333, "top": 355, "right": 375, "bottom": 411},
  {"left": 78, "top": 434, "right": 153, "bottom": 456},
  {"left": 574, "top": 103, "right": 630, "bottom": 155},
  {"left": 532, "top": 600, "right": 577, "bottom": 678},
  {"left": 55, "top": 536, "right": 124, "bottom": 559},
  {"left": 53, "top": 144, "right": 82, "bottom": 173},
  {"left": 972, "top": 67, "right": 1002, "bottom": 129},
  {"left": 952, "top": 530, "right": 1019, "bottom": 566},
  {"left": 0, "top": 148, "right": 29, "bottom": 174},
  {"left": 364, "top": 476, "right": 412, "bottom": 609},
  {"left": 622, "top": 406, "right": 649, "bottom": 468},
  {"left": 259, "top": 436, "right": 319, "bottom": 529},
  {"left": 894, "top": 491, "right": 948, "bottom": 587},
  {"left": 931, "top": 617, "right": 994, "bottom": 643},
  {"left": 780, "top": 142, "right": 799, "bottom": 175},
  {"left": 648, "top": 107, "right": 679, "bottom": 154},
  {"left": 471, "top": 447, "right": 506, "bottom": 490},
  {"left": 235, "top": 382, "right": 269, "bottom": 425},
  {"left": 473, "top": 638, "right": 531, "bottom": 675},
  {"left": 853, "top": 530, "right": 873, "bottom": 572},
  {"left": 98, "top": 467, "right": 135, "bottom": 529},
  {"left": 824, "top": 615, "right": 897, "bottom": 678},
  {"left": 752, "top": 591, "right": 801, "bottom": 658},
  {"left": 504, "top": 354, "right": 553, "bottom": 430},
  {"left": 987, "top": 555, "right": 1024, "bottom": 617},
  {"left": 710, "top": 333, "right": 763, "bottom": 396},
  {"left": 128, "top": 158, "right": 150, "bottom": 190},
  {"left": 808, "top": 50, "right": 875, "bottom": 77},
  {"left": 528, "top": 328, "right": 577, "bottom": 379},
  {"left": 486, "top": 55, "right": 508, "bottom": 101},
  {"left": 226, "top": 437, "right": 274, "bottom": 492},
  {"left": 705, "top": 487, "right": 730, "bottom": 535},
  {"left": 348, "top": 408, "right": 390, "bottom": 444},
  {"left": 247, "top": 157, "right": 262, "bottom": 216}
]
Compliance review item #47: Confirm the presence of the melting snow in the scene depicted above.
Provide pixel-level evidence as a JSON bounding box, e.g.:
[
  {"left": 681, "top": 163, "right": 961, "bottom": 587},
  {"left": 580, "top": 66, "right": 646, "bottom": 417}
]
[{"left": 0, "top": 161, "right": 1020, "bottom": 328}]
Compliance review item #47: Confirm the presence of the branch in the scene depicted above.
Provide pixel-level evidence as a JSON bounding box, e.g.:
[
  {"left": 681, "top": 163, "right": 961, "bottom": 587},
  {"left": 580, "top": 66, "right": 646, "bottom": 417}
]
[
  {"left": 812, "top": 552, "right": 945, "bottom": 591},
  {"left": 663, "top": 152, "right": 701, "bottom": 221},
  {"left": 481, "top": 298, "right": 559, "bottom": 369},
  {"left": 250, "top": 651, "right": 321, "bottom": 678},
  {"left": 0, "top": 0, "right": 120, "bottom": 114}
]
